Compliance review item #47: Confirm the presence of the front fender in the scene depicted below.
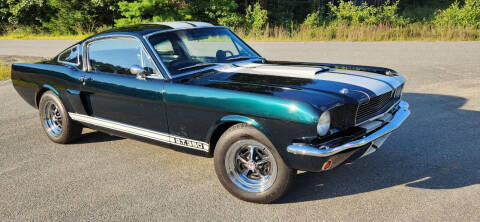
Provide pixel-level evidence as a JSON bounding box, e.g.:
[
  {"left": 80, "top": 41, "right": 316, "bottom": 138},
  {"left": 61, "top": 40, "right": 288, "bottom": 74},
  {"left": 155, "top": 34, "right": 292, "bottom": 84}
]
[{"left": 206, "top": 115, "right": 270, "bottom": 143}]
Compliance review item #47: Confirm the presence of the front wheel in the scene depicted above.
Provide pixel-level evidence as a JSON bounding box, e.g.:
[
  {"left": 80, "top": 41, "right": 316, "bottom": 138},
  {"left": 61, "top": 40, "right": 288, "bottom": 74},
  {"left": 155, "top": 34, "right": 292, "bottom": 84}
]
[{"left": 214, "top": 123, "right": 296, "bottom": 203}]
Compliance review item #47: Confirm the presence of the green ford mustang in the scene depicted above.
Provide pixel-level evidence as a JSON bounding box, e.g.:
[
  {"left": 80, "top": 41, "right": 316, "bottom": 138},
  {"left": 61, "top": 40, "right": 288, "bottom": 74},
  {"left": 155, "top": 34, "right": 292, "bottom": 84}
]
[{"left": 11, "top": 22, "right": 410, "bottom": 203}]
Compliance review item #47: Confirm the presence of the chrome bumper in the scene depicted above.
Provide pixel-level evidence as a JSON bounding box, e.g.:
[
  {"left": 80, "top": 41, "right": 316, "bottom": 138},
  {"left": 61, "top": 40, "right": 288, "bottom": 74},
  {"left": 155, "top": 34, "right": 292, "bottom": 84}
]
[{"left": 287, "top": 100, "right": 410, "bottom": 157}]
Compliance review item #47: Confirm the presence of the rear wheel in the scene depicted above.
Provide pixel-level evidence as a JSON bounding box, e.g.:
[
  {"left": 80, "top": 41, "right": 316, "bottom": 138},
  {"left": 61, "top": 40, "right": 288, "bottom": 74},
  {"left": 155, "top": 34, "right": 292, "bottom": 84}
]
[
  {"left": 38, "top": 91, "right": 82, "bottom": 144},
  {"left": 214, "top": 123, "right": 296, "bottom": 203}
]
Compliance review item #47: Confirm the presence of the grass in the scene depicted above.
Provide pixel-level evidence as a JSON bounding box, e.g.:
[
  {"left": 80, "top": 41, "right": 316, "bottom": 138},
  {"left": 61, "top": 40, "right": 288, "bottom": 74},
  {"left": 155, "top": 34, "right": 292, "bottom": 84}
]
[
  {"left": 235, "top": 24, "right": 480, "bottom": 41},
  {"left": 0, "top": 62, "right": 11, "bottom": 81},
  {"left": 0, "top": 34, "right": 89, "bottom": 40},
  {"left": 1, "top": 24, "right": 479, "bottom": 41},
  {"left": 0, "top": 56, "right": 45, "bottom": 81}
]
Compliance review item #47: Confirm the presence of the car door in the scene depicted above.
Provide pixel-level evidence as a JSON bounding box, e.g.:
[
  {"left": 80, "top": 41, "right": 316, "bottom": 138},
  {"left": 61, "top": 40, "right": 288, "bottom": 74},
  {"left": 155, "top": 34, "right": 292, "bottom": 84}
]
[{"left": 79, "top": 36, "right": 168, "bottom": 133}]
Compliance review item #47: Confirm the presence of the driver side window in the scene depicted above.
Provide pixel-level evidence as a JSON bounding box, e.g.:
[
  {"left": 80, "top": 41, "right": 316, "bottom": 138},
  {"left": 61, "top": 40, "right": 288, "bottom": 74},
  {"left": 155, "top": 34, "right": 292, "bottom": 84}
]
[{"left": 88, "top": 37, "right": 158, "bottom": 75}]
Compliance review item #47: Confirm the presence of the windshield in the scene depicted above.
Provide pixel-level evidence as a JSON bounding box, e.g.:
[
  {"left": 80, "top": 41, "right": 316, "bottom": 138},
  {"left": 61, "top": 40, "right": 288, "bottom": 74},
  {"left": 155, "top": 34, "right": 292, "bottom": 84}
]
[{"left": 148, "top": 27, "right": 259, "bottom": 76}]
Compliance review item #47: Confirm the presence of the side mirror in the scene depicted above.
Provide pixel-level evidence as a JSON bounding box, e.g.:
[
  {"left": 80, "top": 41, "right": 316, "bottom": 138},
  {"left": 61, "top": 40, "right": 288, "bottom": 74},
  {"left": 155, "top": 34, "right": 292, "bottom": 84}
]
[{"left": 130, "top": 65, "right": 147, "bottom": 80}]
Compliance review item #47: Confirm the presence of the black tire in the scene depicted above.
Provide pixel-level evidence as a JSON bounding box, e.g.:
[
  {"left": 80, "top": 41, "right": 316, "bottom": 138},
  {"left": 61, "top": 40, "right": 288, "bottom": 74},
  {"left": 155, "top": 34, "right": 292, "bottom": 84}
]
[
  {"left": 214, "top": 123, "right": 296, "bottom": 203},
  {"left": 38, "top": 91, "right": 82, "bottom": 144}
]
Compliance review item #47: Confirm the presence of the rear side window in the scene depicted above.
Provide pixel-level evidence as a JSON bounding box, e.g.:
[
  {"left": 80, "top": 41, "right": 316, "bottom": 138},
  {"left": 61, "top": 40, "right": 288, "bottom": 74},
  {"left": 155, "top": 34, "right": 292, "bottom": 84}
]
[
  {"left": 58, "top": 45, "right": 79, "bottom": 65},
  {"left": 88, "top": 38, "right": 142, "bottom": 75}
]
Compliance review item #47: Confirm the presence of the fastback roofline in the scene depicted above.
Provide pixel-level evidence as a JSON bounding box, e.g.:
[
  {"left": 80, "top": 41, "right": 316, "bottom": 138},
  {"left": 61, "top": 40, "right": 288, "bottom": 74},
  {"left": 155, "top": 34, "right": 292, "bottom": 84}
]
[{"left": 149, "top": 21, "right": 215, "bottom": 29}]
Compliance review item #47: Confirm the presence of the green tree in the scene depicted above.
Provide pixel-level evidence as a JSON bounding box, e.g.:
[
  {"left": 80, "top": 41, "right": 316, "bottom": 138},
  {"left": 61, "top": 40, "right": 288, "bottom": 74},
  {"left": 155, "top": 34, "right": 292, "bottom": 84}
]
[
  {"left": 302, "top": 10, "right": 327, "bottom": 28},
  {"left": 190, "top": 0, "right": 243, "bottom": 27},
  {"left": 115, "top": 0, "right": 193, "bottom": 27},
  {"left": 434, "top": 0, "right": 480, "bottom": 27},
  {"left": 245, "top": 2, "right": 268, "bottom": 36},
  {"left": 44, "top": 0, "right": 120, "bottom": 34},
  {"left": 0, "top": 0, "right": 8, "bottom": 33},
  {"left": 0, "top": 0, "right": 51, "bottom": 33},
  {"left": 329, "top": 0, "right": 404, "bottom": 25},
  {"left": 115, "top": 0, "right": 243, "bottom": 27}
]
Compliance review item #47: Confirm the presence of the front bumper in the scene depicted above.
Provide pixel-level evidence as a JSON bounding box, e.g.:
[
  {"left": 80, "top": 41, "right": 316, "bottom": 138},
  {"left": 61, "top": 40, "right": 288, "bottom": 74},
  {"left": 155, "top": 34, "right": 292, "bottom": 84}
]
[{"left": 287, "top": 100, "right": 410, "bottom": 158}]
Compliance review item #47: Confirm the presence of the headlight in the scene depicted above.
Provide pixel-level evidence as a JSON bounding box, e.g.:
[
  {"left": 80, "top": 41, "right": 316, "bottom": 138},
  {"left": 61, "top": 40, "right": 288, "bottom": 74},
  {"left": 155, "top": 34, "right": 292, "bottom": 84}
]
[
  {"left": 317, "top": 111, "right": 331, "bottom": 136},
  {"left": 394, "top": 85, "right": 403, "bottom": 98}
]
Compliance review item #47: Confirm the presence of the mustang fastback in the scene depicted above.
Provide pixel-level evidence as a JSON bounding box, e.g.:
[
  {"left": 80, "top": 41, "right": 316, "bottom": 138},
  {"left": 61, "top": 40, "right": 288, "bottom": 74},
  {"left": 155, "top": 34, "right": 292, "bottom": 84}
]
[{"left": 11, "top": 22, "right": 410, "bottom": 203}]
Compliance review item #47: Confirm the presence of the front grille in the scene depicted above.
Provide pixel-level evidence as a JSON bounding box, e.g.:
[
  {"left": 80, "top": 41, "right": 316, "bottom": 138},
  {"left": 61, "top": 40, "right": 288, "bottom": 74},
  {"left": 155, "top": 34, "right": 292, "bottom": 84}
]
[
  {"left": 355, "top": 91, "right": 395, "bottom": 123},
  {"left": 330, "top": 104, "right": 357, "bottom": 130}
]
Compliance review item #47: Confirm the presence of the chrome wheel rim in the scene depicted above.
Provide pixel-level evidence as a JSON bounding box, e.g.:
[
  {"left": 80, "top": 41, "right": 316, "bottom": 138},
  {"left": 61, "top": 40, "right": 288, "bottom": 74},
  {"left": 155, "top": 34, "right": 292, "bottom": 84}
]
[
  {"left": 43, "top": 101, "right": 63, "bottom": 137},
  {"left": 225, "top": 140, "right": 277, "bottom": 193}
]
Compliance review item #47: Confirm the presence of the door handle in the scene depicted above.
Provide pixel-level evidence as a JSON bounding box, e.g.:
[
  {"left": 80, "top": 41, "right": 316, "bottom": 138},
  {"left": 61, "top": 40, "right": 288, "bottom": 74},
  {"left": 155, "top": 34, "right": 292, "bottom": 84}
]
[{"left": 79, "top": 76, "right": 93, "bottom": 86}]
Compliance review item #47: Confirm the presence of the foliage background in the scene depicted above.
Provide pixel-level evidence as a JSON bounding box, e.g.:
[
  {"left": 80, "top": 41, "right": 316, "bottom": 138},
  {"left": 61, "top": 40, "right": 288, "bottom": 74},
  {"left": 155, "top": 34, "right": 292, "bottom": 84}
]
[{"left": 0, "top": 0, "right": 479, "bottom": 40}]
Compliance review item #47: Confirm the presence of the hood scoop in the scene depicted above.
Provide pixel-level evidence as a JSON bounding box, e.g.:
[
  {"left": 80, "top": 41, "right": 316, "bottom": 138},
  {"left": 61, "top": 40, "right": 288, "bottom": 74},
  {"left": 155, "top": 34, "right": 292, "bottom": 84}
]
[
  {"left": 314, "top": 67, "right": 331, "bottom": 74},
  {"left": 218, "top": 63, "right": 331, "bottom": 77},
  {"left": 249, "top": 64, "right": 330, "bottom": 76},
  {"left": 214, "top": 62, "right": 400, "bottom": 97}
]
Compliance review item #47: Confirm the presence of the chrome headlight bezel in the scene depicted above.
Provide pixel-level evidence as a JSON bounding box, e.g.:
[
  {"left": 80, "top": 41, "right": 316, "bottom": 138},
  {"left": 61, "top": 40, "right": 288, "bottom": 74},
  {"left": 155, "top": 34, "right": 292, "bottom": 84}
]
[
  {"left": 394, "top": 84, "right": 404, "bottom": 98},
  {"left": 317, "top": 110, "right": 331, "bottom": 136}
]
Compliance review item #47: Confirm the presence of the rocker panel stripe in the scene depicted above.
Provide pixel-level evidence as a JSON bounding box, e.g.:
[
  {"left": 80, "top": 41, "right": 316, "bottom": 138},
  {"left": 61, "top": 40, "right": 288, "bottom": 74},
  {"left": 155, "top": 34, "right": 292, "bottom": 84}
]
[{"left": 69, "top": 113, "right": 210, "bottom": 152}]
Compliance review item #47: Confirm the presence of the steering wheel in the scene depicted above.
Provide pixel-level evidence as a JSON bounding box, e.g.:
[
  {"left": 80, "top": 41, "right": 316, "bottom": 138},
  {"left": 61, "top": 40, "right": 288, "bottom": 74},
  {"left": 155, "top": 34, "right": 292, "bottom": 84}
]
[
  {"left": 224, "top": 50, "right": 234, "bottom": 57},
  {"left": 216, "top": 50, "right": 235, "bottom": 63}
]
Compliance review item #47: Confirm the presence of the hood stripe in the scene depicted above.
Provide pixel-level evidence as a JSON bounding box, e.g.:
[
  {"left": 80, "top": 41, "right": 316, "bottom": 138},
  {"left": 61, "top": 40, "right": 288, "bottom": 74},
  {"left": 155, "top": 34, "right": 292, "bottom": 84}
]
[
  {"left": 217, "top": 63, "right": 400, "bottom": 96},
  {"left": 330, "top": 71, "right": 397, "bottom": 89},
  {"left": 315, "top": 72, "right": 392, "bottom": 96}
]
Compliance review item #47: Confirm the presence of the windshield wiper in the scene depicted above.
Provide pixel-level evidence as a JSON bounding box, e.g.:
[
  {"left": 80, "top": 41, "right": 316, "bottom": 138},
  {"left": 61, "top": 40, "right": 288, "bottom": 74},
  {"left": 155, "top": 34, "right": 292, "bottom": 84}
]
[
  {"left": 177, "top": 63, "right": 216, "bottom": 71},
  {"left": 226, "top": 56, "right": 252, "bottom": 61}
]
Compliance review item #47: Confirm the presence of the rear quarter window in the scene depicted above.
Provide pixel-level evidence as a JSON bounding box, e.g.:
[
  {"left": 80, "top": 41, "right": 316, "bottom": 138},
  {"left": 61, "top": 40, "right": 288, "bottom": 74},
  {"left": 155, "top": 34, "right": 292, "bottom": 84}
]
[{"left": 58, "top": 45, "right": 79, "bottom": 65}]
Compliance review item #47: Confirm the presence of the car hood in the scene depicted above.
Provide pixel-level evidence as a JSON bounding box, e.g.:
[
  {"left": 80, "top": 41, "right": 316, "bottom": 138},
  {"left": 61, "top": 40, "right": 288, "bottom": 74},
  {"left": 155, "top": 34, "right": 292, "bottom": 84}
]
[{"left": 180, "top": 62, "right": 405, "bottom": 111}]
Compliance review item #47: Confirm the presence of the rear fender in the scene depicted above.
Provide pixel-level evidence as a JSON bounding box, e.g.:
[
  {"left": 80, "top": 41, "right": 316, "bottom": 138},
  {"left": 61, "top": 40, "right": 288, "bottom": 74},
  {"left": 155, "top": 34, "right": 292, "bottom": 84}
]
[
  {"left": 35, "top": 84, "right": 78, "bottom": 114},
  {"left": 35, "top": 84, "right": 61, "bottom": 107}
]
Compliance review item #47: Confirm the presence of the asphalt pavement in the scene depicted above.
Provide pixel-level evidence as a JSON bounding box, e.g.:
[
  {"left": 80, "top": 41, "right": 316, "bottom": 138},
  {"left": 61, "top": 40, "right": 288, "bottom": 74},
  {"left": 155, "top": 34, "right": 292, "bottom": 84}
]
[{"left": 0, "top": 41, "right": 479, "bottom": 221}]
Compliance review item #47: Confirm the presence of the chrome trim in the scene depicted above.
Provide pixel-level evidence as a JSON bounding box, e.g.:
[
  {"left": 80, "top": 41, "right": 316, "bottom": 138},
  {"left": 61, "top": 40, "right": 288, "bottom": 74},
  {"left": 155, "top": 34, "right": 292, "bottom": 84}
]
[
  {"left": 43, "top": 101, "right": 63, "bottom": 137},
  {"left": 170, "top": 67, "right": 216, "bottom": 79},
  {"left": 69, "top": 113, "right": 209, "bottom": 152},
  {"left": 143, "top": 26, "right": 226, "bottom": 80},
  {"left": 58, "top": 45, "right": 80, "bottom": 67},
  {"left": 82, "top": 35, "right": 163, "bottom": 79},
  {"left": 142, "top": 26, "right": 262, "bottom": 80},
  {"left": 351, "top": 89, "right": 371, "bottom": 125},
  {"left": 225, "top": 142, "right": 277, "bottom": 193},
  {"left": 287, "top": 100, "right": 410, "bottom": 157},
  {"left": 353, "top": 88, "right": 399, "bottom": 126},
  {"left": 142, "top": 34, "right": 173, "bottom": 79},
  {"left": 355, "top": 99, "right": 400, "bottom": 126},
  {"left": 350, "top": 89, "right": 371, "bottom": 102}
]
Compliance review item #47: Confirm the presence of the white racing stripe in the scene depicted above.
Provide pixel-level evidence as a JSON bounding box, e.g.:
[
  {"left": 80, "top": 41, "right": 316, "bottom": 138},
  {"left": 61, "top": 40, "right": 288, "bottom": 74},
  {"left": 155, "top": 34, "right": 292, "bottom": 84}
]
[
  {"left": 152, "top": 22, "right": 194, "bottom": 29},
  {"left": 216, "top": 63, "right": 402, "bottom": 96},
  {"left": 150, "top": 21, "right": 214, "bottom": 29},
  {"left": 69, "top": 113, "right": 210, "bottom": 152},
  {"left": 331, "top": 69, "right": 405, "bottom": 89},
  {"left": 315, "top": 72, "right": 393, "bottom": 95}
]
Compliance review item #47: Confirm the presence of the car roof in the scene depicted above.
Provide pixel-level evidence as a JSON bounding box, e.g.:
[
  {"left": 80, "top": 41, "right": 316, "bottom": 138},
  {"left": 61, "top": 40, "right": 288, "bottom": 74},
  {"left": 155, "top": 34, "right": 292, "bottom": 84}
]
[
  {"left": 64, "top": 22, "right": 221, "bottom": 59},
  {"left": 96, "top": 21, "right": 216, "bottom": 37}
]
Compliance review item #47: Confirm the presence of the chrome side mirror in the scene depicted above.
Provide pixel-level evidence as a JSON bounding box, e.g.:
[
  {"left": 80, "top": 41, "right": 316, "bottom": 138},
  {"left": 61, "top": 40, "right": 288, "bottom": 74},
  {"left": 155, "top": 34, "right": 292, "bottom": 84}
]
[{"left": 130, "top": 65, "right": 147, "bottom": 80}]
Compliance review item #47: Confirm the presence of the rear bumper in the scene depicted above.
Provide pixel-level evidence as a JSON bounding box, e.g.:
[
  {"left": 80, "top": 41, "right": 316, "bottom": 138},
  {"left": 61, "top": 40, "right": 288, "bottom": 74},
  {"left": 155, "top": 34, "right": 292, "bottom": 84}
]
[{"left": 287, "top": 100, "right": 410, "bottom": 162}]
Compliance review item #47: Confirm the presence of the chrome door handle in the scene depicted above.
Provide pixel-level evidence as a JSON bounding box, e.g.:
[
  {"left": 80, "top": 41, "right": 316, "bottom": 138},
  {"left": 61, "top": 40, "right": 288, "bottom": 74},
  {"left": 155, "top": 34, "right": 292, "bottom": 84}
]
[{"left": 79, "top": 76, "right": 93, "bottom": 85}]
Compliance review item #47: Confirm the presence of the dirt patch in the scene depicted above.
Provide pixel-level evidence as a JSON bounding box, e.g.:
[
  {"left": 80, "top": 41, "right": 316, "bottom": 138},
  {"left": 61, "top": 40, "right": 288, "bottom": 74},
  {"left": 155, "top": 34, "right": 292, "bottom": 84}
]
[
  {"left": 0, "top": 55, "right": 46, "bottom": 81},
  {"left": 0, "top": 55, "right": 46, "bottom": 64}
]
